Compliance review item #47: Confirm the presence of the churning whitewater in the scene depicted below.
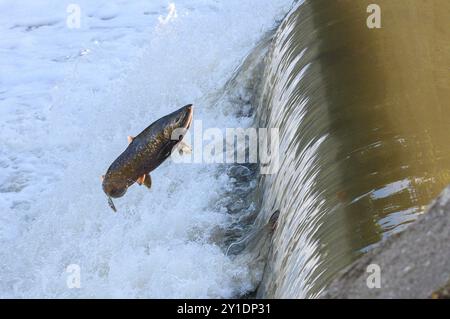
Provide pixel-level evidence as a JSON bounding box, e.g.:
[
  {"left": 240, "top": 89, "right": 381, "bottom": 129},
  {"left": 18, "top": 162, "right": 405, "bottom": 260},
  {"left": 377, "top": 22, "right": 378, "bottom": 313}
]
[{"left": 0, "top": 0, "right": 293, "bottom": 297}]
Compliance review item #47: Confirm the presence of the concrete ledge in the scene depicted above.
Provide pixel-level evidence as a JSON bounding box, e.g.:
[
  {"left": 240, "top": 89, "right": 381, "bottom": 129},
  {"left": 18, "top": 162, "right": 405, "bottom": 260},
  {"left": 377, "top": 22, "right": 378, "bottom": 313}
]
[{"left": 321, "top": 186, "right": 450, "bottom": 299}]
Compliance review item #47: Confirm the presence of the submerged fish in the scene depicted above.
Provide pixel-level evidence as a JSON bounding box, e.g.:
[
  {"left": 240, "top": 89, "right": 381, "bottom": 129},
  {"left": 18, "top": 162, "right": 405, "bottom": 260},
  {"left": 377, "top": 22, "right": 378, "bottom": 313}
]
[
  {"left": 226, "top": 210, "right": 280, "bottom": 256},
  {"left": 102, "top": 104, "right": 193, "bottom": 211}
]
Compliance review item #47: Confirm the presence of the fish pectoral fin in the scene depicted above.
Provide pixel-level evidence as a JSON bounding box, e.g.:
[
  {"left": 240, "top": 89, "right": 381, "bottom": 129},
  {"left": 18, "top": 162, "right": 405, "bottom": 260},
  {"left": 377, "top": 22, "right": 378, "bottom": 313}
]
[
  {"left": 136, "top": 174, "right": 145, "bottom": 185},
  {"left": 177, "top": 141, "right": 192, "bottom": 155},
  {"left": 127, "top": 136, "right": 135, "bottom": 144},
  {"left": 143, "top": 174, "right": 152, "bottom": 189},
  {"left": 137, "top": 174, "right": 152, "bottom": 189}
]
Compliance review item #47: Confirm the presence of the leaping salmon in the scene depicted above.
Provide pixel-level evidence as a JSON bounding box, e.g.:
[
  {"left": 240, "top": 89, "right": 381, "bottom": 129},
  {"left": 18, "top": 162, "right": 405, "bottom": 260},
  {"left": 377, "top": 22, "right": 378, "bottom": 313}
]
[{"left": 101, "top": 104, "right": 193, "bottom": 211}]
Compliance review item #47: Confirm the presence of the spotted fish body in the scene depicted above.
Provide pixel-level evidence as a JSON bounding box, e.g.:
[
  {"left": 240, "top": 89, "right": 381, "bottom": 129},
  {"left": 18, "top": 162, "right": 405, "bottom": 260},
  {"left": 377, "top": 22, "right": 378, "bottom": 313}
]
[{"left": 102, "top": 104, "right": 193, "bottom": 211}]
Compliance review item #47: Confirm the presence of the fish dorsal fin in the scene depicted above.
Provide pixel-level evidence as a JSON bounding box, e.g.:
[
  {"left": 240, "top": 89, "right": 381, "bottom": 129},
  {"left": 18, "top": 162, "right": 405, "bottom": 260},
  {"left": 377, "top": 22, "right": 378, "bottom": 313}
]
[{"left": 127, "top": 136, "right": 135, "bottom": 144}]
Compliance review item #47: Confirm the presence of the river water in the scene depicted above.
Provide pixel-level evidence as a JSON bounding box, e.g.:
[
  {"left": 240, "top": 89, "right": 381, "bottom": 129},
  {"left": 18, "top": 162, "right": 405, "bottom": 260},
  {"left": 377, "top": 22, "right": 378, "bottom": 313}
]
[{"left": 254, "top": 0, "right": 450, "bottom": 298}]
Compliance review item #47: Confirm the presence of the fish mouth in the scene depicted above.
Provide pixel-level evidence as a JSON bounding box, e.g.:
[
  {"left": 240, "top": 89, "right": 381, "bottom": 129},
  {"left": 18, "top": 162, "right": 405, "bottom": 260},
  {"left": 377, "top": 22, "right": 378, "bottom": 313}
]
[
  {"left": 108, "top": 188, "right": 127, "bottom": 198},
  {"left": 102, "top": 177, "right": 128, "bottom": 198},
  {"left": 107, "top": 196, "right": 117, "bottom": 212},
  {"left": 183, "top": 104, "right": 193, "bottom": 129}
]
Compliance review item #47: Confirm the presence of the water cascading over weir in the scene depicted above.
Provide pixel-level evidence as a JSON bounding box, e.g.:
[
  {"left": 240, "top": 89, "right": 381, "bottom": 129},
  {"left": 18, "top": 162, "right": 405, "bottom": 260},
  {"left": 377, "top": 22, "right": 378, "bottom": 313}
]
[{"left": 250, "top": 0, "right": 450, "bottom": 298}]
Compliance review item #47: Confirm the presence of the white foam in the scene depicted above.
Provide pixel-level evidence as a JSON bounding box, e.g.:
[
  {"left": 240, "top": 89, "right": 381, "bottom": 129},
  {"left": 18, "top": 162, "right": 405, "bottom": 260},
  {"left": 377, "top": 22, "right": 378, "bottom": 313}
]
[{"left": 0, "top": 0, "right": 292, "bottom": 297}]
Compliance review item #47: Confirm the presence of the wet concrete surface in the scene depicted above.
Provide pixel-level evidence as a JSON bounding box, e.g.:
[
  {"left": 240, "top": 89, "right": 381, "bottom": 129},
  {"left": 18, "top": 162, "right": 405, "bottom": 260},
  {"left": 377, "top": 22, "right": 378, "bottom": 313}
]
[{"left": 321, "top": 185, "right": 450, "bottom": 299}]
